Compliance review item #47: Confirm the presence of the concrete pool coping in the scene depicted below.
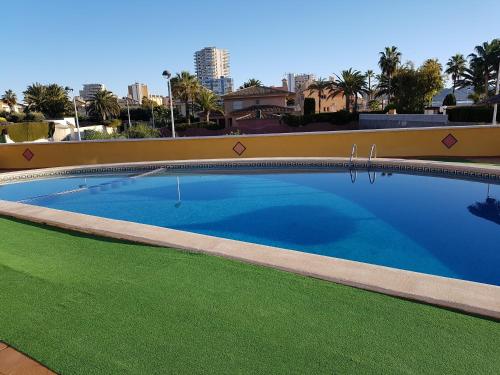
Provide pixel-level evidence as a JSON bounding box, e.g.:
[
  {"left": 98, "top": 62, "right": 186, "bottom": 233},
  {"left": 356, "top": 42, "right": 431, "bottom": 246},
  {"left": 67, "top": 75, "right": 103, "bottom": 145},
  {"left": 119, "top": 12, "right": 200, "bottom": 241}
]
[{"left": 0, "top": 158, "right": 499, "bottom": 319}]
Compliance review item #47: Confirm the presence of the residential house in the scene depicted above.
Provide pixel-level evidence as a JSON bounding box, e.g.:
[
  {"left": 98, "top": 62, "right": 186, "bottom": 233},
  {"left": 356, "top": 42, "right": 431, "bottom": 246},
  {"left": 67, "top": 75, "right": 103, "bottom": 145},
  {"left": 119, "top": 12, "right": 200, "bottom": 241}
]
[{"left": 222, "top": 85, "right": 295, "bottom": 127}]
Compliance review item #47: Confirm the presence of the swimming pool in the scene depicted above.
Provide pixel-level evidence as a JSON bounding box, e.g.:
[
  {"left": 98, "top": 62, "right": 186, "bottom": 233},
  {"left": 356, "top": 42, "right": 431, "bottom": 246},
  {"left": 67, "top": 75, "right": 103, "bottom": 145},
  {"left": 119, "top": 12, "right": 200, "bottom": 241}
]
[{"left": 0, "top": 167, "right": 499, "bottom": 286}]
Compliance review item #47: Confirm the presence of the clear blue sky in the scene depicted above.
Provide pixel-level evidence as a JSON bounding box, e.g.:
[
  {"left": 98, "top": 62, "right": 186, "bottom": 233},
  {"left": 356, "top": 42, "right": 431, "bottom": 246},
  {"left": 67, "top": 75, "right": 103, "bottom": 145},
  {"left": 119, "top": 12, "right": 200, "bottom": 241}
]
[{"left": 4, "top": 0, "right": 499, "bottom": 99}]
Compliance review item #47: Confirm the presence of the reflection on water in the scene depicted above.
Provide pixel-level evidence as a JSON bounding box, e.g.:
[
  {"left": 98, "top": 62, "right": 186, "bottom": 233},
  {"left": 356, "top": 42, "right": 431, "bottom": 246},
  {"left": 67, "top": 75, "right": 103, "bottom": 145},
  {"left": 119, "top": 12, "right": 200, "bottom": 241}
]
[{"left": 468, "top": 184, "right": 500, "bottom": 225}]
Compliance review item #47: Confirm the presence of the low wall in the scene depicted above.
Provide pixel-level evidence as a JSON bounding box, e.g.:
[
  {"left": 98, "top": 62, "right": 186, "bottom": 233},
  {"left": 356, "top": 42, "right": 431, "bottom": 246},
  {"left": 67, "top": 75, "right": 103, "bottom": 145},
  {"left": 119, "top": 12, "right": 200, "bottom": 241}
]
[
  {"left": 359, "top": 113, "right": 448, "bottom": 129},
  {"left": 0, "top": 125, "right": 499, "bottom": 169}
]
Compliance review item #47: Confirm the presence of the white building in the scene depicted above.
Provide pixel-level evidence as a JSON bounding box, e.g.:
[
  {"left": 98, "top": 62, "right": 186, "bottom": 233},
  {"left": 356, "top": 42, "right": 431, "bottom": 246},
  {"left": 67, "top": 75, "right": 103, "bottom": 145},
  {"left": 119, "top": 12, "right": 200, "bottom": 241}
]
[
  {"left": 79, "top": 83, "right": 106, "bottom": 101},
  {"left": 203, "top": 76, "right": 233, "bottom": 96},
  {"left": 149, "top": 94, "right": 168, "bottom": 106},
  {"left": 294, "top": 73, "right": 316, "bottom": 92},
  {"left": 128, "top": 83, "right": 149, "bottom": 104},
  {"left": 194, "top": 47, "right": 233, "bottom": 95}
]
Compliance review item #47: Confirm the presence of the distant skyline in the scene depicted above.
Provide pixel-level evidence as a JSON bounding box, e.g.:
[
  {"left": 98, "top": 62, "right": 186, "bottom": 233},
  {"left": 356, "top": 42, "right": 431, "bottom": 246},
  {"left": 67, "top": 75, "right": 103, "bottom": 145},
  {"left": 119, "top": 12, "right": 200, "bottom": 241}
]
[{"left": 3, "top": 0, "right": 499, "bottom": 100}]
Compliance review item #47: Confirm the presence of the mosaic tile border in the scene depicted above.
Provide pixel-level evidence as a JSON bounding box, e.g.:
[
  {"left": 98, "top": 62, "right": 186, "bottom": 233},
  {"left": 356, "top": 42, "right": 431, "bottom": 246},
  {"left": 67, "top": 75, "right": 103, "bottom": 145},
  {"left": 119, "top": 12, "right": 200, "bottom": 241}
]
[{"left": 0, "top": 158, "right": 499, "bottom": 185}]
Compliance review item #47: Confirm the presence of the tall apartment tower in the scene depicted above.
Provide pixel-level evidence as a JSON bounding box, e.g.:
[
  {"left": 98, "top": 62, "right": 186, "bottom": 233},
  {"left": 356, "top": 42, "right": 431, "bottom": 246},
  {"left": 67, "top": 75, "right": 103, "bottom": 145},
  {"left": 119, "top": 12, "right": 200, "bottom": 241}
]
[
  {"left": 293, "top": 74, "right": 316, "bottom": 91},
  {"left": 79, "top": 83, "right": 106, "bottom": 101},
  {"left": 128, "top": 83, "right": 149, "bottom": 104},
  {"left": 194, "top": 47, "right": 233, "bottom": 95}
]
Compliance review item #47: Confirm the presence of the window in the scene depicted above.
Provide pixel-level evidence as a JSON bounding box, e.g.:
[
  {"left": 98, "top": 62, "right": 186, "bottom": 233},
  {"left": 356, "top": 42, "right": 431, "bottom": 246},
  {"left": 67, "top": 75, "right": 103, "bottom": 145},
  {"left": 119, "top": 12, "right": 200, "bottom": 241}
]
[
  {"left": 233, "top": 101, "right": 243, "bottom": 110},
  {"left": 256, "top": 99, "right": 260, "bottom": 105}
]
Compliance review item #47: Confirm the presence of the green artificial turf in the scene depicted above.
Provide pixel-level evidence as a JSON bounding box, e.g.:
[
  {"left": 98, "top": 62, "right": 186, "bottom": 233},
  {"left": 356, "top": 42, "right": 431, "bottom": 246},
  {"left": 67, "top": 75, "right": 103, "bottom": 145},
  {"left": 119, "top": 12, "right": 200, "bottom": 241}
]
[{"left": 0, "top": 217, "right": 499, "bottom": 375}]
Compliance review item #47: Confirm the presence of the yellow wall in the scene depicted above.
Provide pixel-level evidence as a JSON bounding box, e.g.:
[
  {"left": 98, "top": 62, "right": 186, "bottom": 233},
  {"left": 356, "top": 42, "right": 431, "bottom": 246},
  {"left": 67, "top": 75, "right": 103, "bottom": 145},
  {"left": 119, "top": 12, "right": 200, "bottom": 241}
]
[{"left": 1, "top": 126, "right": 499, "bottom": 169}]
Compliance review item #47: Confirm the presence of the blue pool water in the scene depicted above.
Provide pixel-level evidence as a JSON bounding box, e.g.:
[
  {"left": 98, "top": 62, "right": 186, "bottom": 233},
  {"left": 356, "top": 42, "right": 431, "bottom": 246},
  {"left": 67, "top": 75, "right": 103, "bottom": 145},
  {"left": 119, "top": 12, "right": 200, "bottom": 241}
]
[{"left": 0, "top": 170, "right": 499, "bottom": 286}]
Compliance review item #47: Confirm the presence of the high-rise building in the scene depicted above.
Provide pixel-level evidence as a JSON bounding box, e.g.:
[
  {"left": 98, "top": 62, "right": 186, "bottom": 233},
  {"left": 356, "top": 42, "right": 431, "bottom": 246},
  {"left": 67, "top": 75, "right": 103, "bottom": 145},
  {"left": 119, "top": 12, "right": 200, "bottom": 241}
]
[
  {"left": 194, "top": 47, "right": 233, "bottom": 95},
  {"left": 203, "top": 76, "right": 233, "bottom": 96},
  {"left": 128, "top": 83, "right": 149, "bottom": 104},
  {"left": 79, "top": 83, "right": 106, "bottom": 101},
  {"left": 292, "top": 73, "right": 316, "bottom": 92}
]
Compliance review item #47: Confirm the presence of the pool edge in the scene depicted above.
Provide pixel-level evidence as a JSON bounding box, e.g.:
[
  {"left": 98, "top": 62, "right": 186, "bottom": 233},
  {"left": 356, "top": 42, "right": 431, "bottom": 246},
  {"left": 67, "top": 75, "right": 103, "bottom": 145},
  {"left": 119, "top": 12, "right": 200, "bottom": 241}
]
[{"left": 0, "top": 199, "right": 498, "bottom": 320}]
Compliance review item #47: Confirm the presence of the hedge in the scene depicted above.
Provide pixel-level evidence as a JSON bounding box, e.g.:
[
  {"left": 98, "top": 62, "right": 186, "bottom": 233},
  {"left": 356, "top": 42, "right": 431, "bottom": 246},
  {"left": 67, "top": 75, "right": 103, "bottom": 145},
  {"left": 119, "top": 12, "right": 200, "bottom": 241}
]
[
  {"left": 174, "top": 121, "right": 225, "bottom": 131},
  {"left": 0, "top": 122, "right": 49, "bottom": 142},
  {"left": 447, "top": 106, "right": 499, "bottom": 123},
  {"left": 283, "top": 110, "right": 357, "bottom": 127}
]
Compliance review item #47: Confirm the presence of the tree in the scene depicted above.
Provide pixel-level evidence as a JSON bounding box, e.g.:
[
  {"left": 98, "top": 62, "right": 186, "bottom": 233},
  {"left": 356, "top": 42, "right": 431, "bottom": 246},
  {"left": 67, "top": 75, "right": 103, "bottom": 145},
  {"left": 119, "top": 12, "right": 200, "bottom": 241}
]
[
  {"left": 442, "top": 93, "right": 456, "bottom": 106},
  {"left": 1, "top": 90, "right": 17, "bottom": 112},
  {"left": 303, "top": 98, "right": 315, "bottom": 115},
  {"left": 141, "top": 96, "right": 158, "bottom": 110},
  {"left": 378, "top": 46, "right": 402, "bottom": 101},
  {"left": 467, "top": 39, "right": 500, "bottom": 96},
  {"left": 445, "top": 54, "right": 466, "bottom": 93},
  {"left": 23, "top": 83, "right": 47, "bottom": 113},
  {"left": 87, "top": 90, "right": 120, "bottom": 121},
  {"left": 23, "top": 83, "right": 72, "bottom": 118},
  {"left": 196, "top": 89, "right": 222, "bottom": 123},
  {"left": 308, "top": 78, "right": 330, "bottom": 113},
  {"left": 377, "top": 59, "right": 443, "bottom": 113},
  {"left": 328, "top": 69, "right": 367, "bottom": 112},
  {"left": 171, "top": 71, "right": 200, "bottom": 124},
  {"left": 365, "top": 70, "right": 375, "bottom": 100},
  {"left": 239, "top": 78, "right": 262, "bottom": 89},
  {"left": 418, "top": 59, "right": 444, "bottom": 107}
]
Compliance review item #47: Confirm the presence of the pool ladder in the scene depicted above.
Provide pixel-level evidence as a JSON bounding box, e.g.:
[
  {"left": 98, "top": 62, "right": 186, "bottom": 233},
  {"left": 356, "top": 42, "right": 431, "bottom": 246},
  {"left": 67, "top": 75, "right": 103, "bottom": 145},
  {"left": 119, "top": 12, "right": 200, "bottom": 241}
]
[
  {"left": 349, "top": 144, "right": 377, "bottom": 165},
  {"left": 349, "top": 144, "right": 377, "bottom": 184}
]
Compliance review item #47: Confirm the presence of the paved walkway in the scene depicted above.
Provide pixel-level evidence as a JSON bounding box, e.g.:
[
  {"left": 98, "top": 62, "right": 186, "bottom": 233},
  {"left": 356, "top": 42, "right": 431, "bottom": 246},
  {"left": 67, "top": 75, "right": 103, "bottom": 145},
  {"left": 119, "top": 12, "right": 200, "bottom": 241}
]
[{"left": 0, "top": 342, "right": 55, "bottom": 375}]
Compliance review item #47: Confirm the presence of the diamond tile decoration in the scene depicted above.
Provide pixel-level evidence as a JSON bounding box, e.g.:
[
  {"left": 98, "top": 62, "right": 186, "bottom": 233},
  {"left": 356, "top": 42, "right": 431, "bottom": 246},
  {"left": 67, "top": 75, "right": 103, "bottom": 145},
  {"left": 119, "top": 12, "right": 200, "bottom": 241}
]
[
  {"left": 233, "top": 142, "right": 246, "bottom": 156},
  {"left": 441, "top": 133, "right": 458, "bottom": 149},
  {"left": 22, "top": 148, "right": 35, "bottom": 161}
]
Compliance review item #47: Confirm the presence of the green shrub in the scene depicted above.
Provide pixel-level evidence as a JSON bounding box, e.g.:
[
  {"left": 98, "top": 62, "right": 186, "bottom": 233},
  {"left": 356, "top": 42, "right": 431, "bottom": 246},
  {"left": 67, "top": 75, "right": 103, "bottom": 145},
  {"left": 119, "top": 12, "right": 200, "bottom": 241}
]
[
  {"left": 447, "top": 106, "right": 498, "bottom": 122},
  {"left": 24, "top": 111, "right": 46, "bottom": 122},
  {"left": 0, "top": 117, "right": 7, "bottom": 123},
  {"left": 442, "top": 94, "right": 456, "bottom": 106},
  {"left": 7, "top": 112, "right": 26, "bottom": 123},
  {"left": 124, "top": 122, "right": 159, "bottom": 138},
  {"left": 83, "top": 129, "right": 119, "bottom": 140},
  {"left": 103, "top": 119, "right": 122, "bottom": 128},
  {"left": 368, "top": 100, "right": 382, "bottom": 111},
  {"left": 383, "top": 103, "right": 398, "bottom": 113},
  {"left": 303, "top": 98, "right": 316, "bottom": 115},
  {"left": 0, "top": 122, "right": 49, "bottom": 142}
]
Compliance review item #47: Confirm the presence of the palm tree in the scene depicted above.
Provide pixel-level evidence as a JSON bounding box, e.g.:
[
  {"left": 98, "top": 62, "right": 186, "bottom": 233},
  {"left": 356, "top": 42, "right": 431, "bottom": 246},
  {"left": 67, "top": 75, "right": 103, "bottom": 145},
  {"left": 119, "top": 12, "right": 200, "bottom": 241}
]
[
  {"left": 378, "top": 46, "right": 402, "bottom": 101},
  {"left": 23, "top": 83, "right": 46, "bottom": 113},
  {"left": 445, "top": 54, "right": 466, "bottom": 94},
  {"left": 171, "top": 71, "right": 200, "bottom": 124},
  {"left": 365, "top": 70, "right": 375, "bottom": 100},
  {"left": 196, "top": 89, "right": 223, "bottom": 123},
  {"left": 307, "top": 78, "right": 330, "bottom": 113},
  {"left": 1, "top": 90, "right": 17, "bottom": 112},
  {"left": 328, "top": 69, "right": 367, "bottom": 112},
  {"left": 87, "top": 90, "right": 120, "bottom": 121},
  {"left": 239, "top": 78, "right": 262, "bottom": 89},
  {"left": 468, "top": 39, "right": 500, "bottom": 96},
  {"left": 23, "top": 83, "right": 71, "bottom": 118}
]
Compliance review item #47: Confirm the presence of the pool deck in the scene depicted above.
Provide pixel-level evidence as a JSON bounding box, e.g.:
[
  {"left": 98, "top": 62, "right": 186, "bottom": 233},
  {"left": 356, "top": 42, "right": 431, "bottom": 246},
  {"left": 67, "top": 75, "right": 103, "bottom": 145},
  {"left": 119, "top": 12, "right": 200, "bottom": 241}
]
[
  {"left": 0, "top": 342, "right": 55, "bottom": 374},
  {"left": 0, "top": 158, "right": 499, "bottom": 320}
]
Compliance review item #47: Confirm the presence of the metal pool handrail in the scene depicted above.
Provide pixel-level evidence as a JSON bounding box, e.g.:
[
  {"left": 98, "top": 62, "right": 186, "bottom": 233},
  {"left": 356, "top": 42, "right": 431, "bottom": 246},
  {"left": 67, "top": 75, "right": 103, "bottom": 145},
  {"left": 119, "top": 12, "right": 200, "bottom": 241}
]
[
  {"left": 368, "top": 144, "right": 377, "bottom": 166},
  {"left": 349, "top": 144, "right": 357, "bottom": 166}
]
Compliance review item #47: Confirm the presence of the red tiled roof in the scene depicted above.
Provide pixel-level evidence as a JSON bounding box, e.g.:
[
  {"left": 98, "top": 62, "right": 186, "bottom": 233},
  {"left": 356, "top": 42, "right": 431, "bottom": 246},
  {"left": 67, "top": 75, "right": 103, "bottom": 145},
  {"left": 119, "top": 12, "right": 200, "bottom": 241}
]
[{"left": 223, "top": 86, "right": 293, "bottom": 98}]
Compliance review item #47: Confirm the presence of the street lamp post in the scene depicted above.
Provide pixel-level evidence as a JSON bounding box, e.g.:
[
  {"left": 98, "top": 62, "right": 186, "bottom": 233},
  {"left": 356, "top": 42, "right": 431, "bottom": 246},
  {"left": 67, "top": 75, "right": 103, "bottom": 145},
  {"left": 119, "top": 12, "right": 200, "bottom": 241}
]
[
  {"left": 151, "top": 102, "right": 155, "bottom": 128},
  {"left": 123, "top": 96, "right": 132, "bottom": 129},
  {"left": 162, "top": 70, "right": 176, "bottom": 138},
  {"left": 65, "top": 87, "right": 81, "bottom": 141}
]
